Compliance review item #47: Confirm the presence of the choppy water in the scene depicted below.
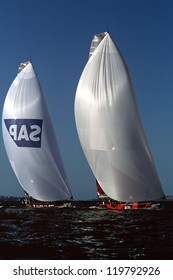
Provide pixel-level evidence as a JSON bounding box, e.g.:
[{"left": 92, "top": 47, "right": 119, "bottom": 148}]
[{"left": 0, "top": 205, "right": 173, "bottom": 260}]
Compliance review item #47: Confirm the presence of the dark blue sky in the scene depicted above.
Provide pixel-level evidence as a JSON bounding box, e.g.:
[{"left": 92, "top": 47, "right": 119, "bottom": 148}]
[{"left": 0, "top": 0, "right": 173, "bottom": 199}]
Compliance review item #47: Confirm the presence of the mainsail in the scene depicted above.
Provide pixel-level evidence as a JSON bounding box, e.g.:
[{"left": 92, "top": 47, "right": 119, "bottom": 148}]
[
  {"left": 96, "top": 180, "right": 107, "bottom": 199},
  {"left": 2, "top": 61, "right": 72, "bottom": 201},
  {"left": 74, "top": 32, "right": 165, "bottom": 202},
  {"left": 89, "top": 32, "right": 107, "bottom": 58}
]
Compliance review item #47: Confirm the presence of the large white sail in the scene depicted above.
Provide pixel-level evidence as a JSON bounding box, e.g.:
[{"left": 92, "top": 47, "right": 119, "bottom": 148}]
[
  {"left": 74, "top": 32, "right": 165, "bottom": 202},
  {"left": 2, "top": 62, "right": 72, "bottom": 201}
]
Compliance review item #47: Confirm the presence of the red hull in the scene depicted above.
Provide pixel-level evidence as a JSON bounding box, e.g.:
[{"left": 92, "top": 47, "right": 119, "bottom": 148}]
[{"left": 99, "top": 202, "right": 154, "bottom": 210}]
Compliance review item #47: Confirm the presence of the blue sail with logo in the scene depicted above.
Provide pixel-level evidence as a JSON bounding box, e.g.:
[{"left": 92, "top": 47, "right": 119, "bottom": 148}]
[{"left": 2, "top": 62, "right": 73, "bottom": 201}]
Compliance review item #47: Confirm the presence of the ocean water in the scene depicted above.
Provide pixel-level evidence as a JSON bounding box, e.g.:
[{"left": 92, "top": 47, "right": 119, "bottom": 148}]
[{"left": 0, "top": 204, "right": 173, "bottom": 260}]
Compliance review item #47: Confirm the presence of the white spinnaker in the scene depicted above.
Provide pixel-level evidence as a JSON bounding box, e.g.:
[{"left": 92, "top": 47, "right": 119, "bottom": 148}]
[
  {"left": 2, "top": 62, "right": 72, "bottom": 201},
  {"left": 75, "top": 33, "right": 165, "bottom": 202}
]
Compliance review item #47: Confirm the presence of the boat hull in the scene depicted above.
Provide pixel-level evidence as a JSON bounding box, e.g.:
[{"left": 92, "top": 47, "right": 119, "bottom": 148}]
[{"left": 99, "top": 202, "right": 161, "bottom": 210}]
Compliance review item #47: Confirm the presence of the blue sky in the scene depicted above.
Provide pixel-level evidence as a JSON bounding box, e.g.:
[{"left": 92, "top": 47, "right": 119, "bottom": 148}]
[{"left": 0, "top": 0, "right": 173, "bottom": 200}]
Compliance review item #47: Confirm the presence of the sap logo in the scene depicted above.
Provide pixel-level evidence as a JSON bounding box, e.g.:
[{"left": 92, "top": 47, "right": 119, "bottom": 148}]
[{"left": 4, "top": 119, "right": 43, "bottom": 148}]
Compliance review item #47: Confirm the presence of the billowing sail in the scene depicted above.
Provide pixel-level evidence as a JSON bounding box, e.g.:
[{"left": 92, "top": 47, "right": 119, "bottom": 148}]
[
  {"left": 2, "top": 61, "right": 72, "bottom": 201},
  {"left": 74, "top": 32, "right": 165, "bottom": 202},
  {"left": 90, "top": 32, "right": 107, "bottom": 200}
]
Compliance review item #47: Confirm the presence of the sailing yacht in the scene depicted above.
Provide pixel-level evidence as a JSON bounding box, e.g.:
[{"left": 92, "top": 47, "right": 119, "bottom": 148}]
[
  {"left": 74, "top": 32, "right": 165, "bottom": 210},
  {"left": 2, "top": 61, "right": 73, "bottom": 207}
]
